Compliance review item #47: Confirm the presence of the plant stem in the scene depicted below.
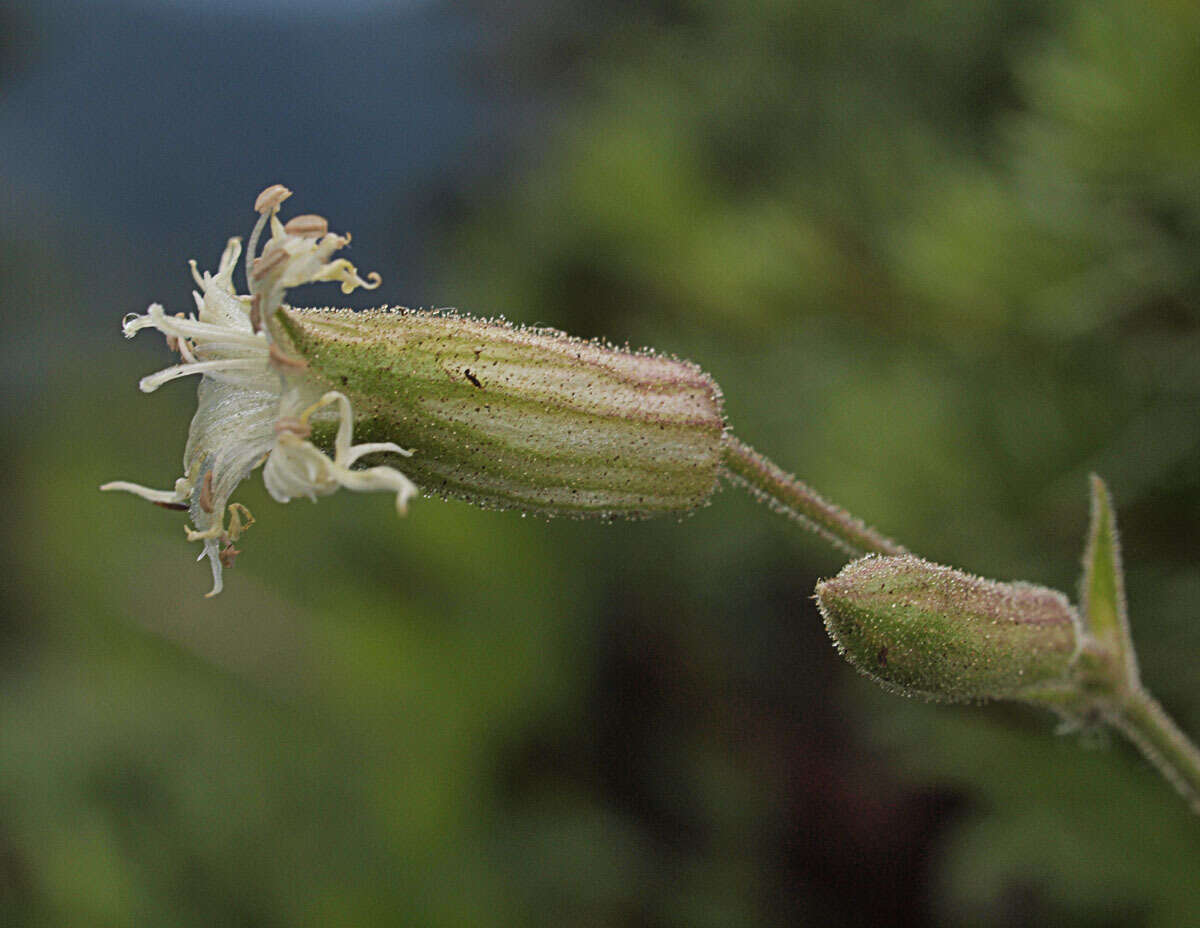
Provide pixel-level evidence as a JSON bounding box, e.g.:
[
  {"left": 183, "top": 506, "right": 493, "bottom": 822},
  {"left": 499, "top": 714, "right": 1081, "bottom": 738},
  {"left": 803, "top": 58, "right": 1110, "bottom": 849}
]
[
  {"left": 721, "top": 435, "right": 906, "bottom": 558},
  {"left": 1110, "top": 689, "right": 1200, "bottom": 815}
]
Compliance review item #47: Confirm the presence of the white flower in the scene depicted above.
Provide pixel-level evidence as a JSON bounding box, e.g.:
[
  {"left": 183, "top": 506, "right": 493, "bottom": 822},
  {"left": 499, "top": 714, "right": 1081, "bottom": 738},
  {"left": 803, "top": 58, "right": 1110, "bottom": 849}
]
[{"left": 101, "top": 186, "right": 417, "bottom": 597}]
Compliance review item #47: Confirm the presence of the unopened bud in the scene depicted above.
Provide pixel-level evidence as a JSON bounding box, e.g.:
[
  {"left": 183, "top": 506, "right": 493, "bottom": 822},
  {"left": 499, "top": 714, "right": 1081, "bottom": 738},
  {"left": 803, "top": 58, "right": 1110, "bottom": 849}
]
[
  {"left": 815, "top": 555, "right": 1081, "bottom": 702},
  {"left": 278, "top": 307, "right": 726, "bottom": 516}
]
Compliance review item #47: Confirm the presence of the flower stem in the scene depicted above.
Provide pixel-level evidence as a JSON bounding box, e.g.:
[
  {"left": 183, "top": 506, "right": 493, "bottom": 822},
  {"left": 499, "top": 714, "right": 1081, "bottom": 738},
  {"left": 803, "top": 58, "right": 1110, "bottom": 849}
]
[
  {"left": 1109, "top": 689, "right": 1200, "bottom": 815},
  {"left": 720, "top": 435, "right": 906, "bottom": 558}
]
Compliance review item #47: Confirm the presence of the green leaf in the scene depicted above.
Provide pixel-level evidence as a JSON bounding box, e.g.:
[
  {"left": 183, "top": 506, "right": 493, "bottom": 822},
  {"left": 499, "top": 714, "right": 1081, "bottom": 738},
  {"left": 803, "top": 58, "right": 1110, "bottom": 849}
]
[{"left": 1079, "top": 475, "right": 1137, "bottom": 684}]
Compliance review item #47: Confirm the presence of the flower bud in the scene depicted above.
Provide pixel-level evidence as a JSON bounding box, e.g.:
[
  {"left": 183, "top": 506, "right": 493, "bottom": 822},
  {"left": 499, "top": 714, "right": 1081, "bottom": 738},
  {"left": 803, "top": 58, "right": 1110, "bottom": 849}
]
[
  {"left": 815, "top": 555, "right": 1081, "bottom": 702},
  {"left": 277, "top": 307, "right": 726, "bottom": 516}
]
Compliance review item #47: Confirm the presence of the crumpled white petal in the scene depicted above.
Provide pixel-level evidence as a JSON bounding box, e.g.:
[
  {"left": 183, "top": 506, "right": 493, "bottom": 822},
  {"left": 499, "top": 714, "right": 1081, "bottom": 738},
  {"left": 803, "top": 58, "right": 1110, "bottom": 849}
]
[
  {"left": 263, "top": 391, "right": 416, "bottom": 514},
  {"left": 101, "top": 186, "right": 418, "bottom": 596}
]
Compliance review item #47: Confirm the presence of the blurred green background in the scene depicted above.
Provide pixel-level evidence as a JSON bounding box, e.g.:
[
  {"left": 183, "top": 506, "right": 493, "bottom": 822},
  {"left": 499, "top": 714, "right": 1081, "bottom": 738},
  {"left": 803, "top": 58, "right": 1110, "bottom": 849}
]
[{"left": 3, "top": 0, "right": 1200, "bottom": 924}]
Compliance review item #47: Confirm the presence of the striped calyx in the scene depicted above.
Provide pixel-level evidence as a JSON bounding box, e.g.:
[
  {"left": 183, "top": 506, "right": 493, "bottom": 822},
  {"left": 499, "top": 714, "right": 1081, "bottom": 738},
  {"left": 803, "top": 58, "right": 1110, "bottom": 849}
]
[
  {"left": 278, "top": 307, "right": 727, "bottom": 516},
  {"left": 816, "top": 555, "right": 1082, "bottom": 702}
]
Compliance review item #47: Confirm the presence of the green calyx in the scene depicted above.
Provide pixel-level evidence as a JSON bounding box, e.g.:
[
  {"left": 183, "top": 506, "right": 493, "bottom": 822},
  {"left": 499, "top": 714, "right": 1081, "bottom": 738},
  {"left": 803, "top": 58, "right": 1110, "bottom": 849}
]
[
  {"left": 815, "top": 554, "right": 1082, "bottom": 703},
  {"left": 278, "top": 306, "right": 726, "bottom": 516}
]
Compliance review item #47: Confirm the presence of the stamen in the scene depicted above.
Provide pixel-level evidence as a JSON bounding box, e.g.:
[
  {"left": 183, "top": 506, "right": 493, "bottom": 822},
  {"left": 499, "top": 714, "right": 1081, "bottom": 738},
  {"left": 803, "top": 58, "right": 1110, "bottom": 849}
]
[
  {"left": 246, "top": 210, "right": 271, "bottom": 289},
  {"left": 284, "top": 214, "right": 329, "bottom": 238},
  {"left": 254, "top": 184, "right": 292, "bottom": 213},
  {"left": 269, "top": 343, "right": 308, "bottom": 370},
  {"left": 274, "top": 416, "right": 312, "bottom": 439},
  {"left": 165, "top": 312, "right": 188, "bottom": 353},
  {"left": 252, "top": 245, "right": 288, "bottom": 281},
  {"left": 217, "top": 237, "right": 242, "bottom": 280},
  {"left": 249, "top": 293, "right": 263, "bottom": 332},
  {"left": 177, "top": 337, "right": 197, "bottom": 363},
  {"left": 218, "top": 542, "right": 241, "bottom": 569},
  {"left": 198, "top": 471, "right": 215, "bottom": 513}
]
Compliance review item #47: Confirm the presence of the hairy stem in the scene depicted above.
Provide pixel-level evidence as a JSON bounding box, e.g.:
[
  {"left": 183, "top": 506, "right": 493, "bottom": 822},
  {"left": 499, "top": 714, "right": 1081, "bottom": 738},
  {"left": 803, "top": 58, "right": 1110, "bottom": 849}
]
[
  {"left": 1110, "top": 690, "right": 1200, "bottom": 815},
  {"left": 720, "top": 434, "right": 906, "bottom": 558}
]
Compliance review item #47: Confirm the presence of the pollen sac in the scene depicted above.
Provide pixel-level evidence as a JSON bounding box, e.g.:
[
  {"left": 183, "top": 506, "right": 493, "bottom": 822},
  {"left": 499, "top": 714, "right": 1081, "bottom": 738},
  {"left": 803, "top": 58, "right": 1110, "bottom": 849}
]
[
  {"left": 277, "top": 307, "right": 726, "bottom": 516},
  {"left": 815, "top": 555, "right": 1081, "bottom": 702}
]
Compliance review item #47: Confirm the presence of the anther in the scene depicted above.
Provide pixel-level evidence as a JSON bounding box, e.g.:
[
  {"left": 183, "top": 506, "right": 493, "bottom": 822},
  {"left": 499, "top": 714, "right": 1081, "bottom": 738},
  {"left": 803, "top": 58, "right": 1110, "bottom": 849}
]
[
  {"left": 166, "top": 312, "right": 188, "bottom": 353},
  {"left": 254, "top": 184, "right": 292, "bottom": 213},
  {"left": 218, "top": 542, "right": 241, "bottom": 569},
  {"left": 252, "top": 245, "right": 288, "bottom": 281},
  {"left": 198, "top": 471, "right": 215, "bottom": 513},
  {"left": 269, "top": 342, "right": 309, "bottom": 369},
  {"left": 274, "top": 416, "right": 313, "bottom": 439},
  {"left": 283, "top": 214, "right": 329, "bottom": 238}
]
